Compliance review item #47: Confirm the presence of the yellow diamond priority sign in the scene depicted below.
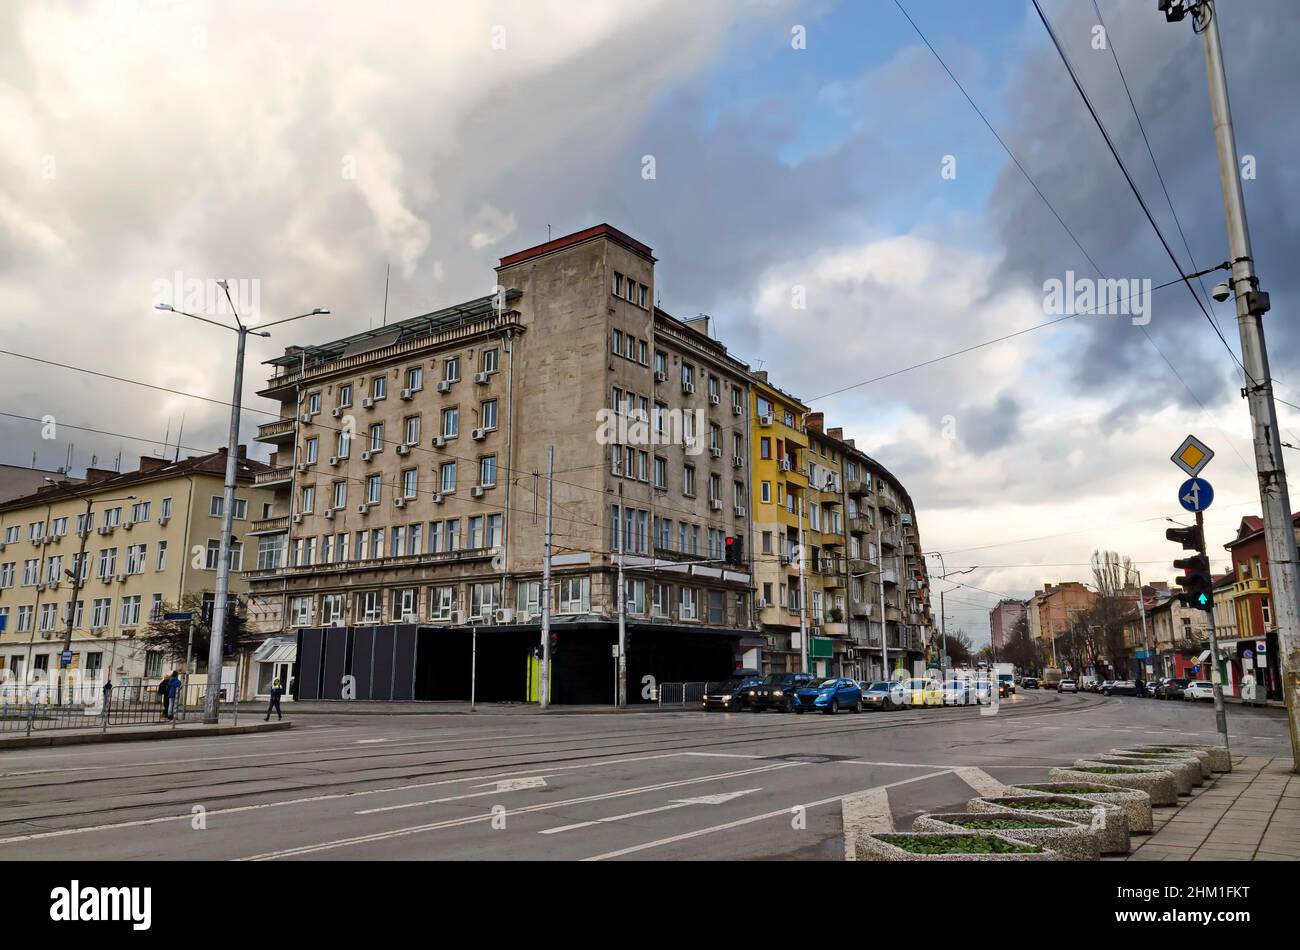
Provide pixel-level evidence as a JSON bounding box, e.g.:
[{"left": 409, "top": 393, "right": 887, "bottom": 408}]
[{"left": 1171, "top": 434, "right": 1214, "bottom": 478}]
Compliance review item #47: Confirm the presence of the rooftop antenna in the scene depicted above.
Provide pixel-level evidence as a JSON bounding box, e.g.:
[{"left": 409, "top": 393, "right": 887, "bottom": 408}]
[
  {"left": 115, "top": 450, "right": 121, "bottom": 472},
  {"left": 382, "top": 263, "right": 391, "bottom": 327},
  {"left": 547, "top": 224, "right": 552, "bottom": 241},
  {"left": 161, "top": 416, "right": 172, "bottom": 457},
  {"left": 174, "top": 413, "right": 185, "bottom": 462}
]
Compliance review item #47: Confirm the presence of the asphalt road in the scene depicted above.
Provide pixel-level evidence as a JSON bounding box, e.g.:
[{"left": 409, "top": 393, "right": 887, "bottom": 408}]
[{"left": 0, "top": 690, "right": 1290, "bottom": 861}]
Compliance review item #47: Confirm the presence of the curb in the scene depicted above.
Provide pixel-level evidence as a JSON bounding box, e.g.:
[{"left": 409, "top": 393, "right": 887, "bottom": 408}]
[{"left": 0, "top": 720, "right": 292, "bottom": 750}]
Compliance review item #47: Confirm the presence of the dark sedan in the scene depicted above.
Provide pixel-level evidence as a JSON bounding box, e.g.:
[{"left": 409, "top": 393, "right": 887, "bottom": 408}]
[
  {"left": 1022, "top": 677, "right": 1039, "bottom": 690},
  {"left": 747, "top": 672, "right": 817, "bottom": 712},
  {"left": 1156, "top": 678, "right": 1191, "bottom": 700},
  {"left": 701, "top": 676, "right": 763, "bottom": 711}
]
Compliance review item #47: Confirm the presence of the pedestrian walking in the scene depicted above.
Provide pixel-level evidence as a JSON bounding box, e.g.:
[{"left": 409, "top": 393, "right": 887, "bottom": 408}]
[
  {"left": 101, "top": 678, "right": 113, "bottom": 715},
  {"left": 265, "top": 678, "right": 284, "bottom": 721},
  {"left": 164, "top": 670, "right": 182, "bottom": 720},
  {"left": 156, "top": 676, "right": 169, "bottom": 720}
]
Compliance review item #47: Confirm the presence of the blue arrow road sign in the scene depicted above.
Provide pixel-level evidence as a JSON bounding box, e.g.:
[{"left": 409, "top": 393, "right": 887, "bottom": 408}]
[{"left": 1178, "top": 477, "right": 1214, "bottom": 512}]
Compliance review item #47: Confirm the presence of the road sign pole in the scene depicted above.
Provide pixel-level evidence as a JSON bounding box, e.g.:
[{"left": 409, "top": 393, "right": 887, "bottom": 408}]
[{"left": 1196, "top": 509, "right": 1231, "bottom": 764}]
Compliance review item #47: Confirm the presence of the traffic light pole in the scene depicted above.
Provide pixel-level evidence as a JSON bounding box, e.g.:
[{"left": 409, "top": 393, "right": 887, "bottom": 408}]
[{"left": 1196, "top": 510, "right": 1231, "bottom": 761}]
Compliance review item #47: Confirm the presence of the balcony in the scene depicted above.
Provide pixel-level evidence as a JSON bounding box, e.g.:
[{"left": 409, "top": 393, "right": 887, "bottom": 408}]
[
  {"left": 846, "top": 479, "right": 871, "bottom": 497},
  {"left": 822, "top": 621, "right": 849, "bottom": 637},
  {"left": 850, "top": 597, "right": 871, "bottom": 618},
  {"left": 881, "top": 568, "right": 899, "bottom": 586},
  {"left": 255, "top": 418, "right": 297, "bottom": 445},
  {"left": 847, "top": 516, "right": 872, "bottom": 535},
  {"left": 1231, "top": 577, "right": 1268, "bottom": 597},
  {"left": 249, "top": 515, "right": 290, "bottom": 536},
  {"left": 877, "top": 493, "right": 899, "bottom": 513},
  {"left": 848, "top": 557, "right": 870, "bottom": 575},
  {"left": 255, "top": 466, "right": 293, "bottom": 489},
  {"left": 879, "top": 532, "right": 900, "bottom": 549}
]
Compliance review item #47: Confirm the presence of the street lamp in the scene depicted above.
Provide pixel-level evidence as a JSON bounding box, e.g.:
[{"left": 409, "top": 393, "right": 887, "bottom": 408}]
[
  {"left": 156, "top": 286, "right": 328, "bottom": 722},
  {"left": 40, "top": 478, "right": 135, "bottom": 705}
]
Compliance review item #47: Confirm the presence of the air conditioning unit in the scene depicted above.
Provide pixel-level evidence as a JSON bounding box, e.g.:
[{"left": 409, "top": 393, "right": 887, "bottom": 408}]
[
  {"left": 732, "top": 404, "right": 742, "bottom": 416},
  {"left": 433, "top": 436, "right": 447, "bottom": 448},
  {"left": 331, "top": 407, "right": 344, "bottom": 418},
  {"left": 759, "top": 413, "right": 773, "bottom": 426},
  {"left": 654, "top": 370, "right": 668, "bottom": 383},
  {"left": 361, "top": 450, "right": 374, "bottom": 462},
  {"left": 158, "top": 515, "right": 169, "bottom": 527},
  {"left": 122, "top": 521, "right": 133, "bottom": 531},
  {"left": 756, "top": 597, "right": 768, "bottom": 609},
  {"left": 734, "top": 505, "right": 747, "bottom": 517},
  {"left": 436, "top": 379, "right": 452, "bottom": 393},
  {"left": 470, "top": 486, "right": 485, "bottom": 498},
  {"left": 91, "top": 627, "right": 104, "bottom": 638},
  {"left": 357, "top": 504, "right": 370, "bottom": 515},
  {"left": 292, "top": 513, "right": 303, "bottom": 524},
  {"left": 361, "top": 396, "right": 374, "bottom": 409},
  {"left": 35, "top": 582, "right": 46, "bottom": 593},
  {"left": 450, "top": 610, "right": 465, "bottom": 624},
  {"left": 474, "top": 371, "right": 490, "bottom": 384},
  {"left": 394, "top": 497, "right": 407, "bottom": 509},
  {"left": 732, "top": 455, "right": 744, "bottom": 467},
  {"left": 401, "top": 613, "right": 418, "bottom": 624},
  {"left": 332, "top": 619, "right": 347, "bottom": 628},
  {"left": 710, "top": 499, "right": 723, "bottom": 511},
  {"left": 297, "top": 463, "right": 309, "bottom": 473},
  {"left": 432, "top": 492, "right": 445, "bottom": 505},
  {"left": 682, "top": 382, "right": 695, "bottom": 394},
  {"left": 779, "top": 459, "right": 792, "bottom": 472},
  {"left": 471, "top": 427, "right": 486, "bottom": 441},
  {"left": 115, "top": 573, "right": 126, "bottom": 583},
  {"left": 396, "top": 443, "right": 410, "bottom": 456},
  {"left": 40, "top": 630, "right": 52, "bottom": 640},
  {"left": 97, "top": 525, "right": 111, "bottom": 535},
  {"left": 399, "top": 387, "right": 414, "bottom": 400},
  {"left": 328, "top": 456, "right": 339, "bottom": 466},
  {"left": 710, "top": 447, "right": 722, "bottom": 459},
  {"left": 494, "top": 608, "right": 514, "bottom": 623},
  {"left": 323, "top": 508, "right": 334, "bottom": 521},
  {"left": 710, "top": 393, "right": 720, "bottom": 406},
  {"left": 300, "top": 412, "right": 313, "bottom": 424}
]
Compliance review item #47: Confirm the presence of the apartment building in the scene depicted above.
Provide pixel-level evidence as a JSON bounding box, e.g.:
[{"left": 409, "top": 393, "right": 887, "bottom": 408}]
[
  {"left": 989, "top": 599, "right": 1026, "bottom": 653},
  {"left": 0, "top": 449, "right": 271, "bottom": 689},
  {"left": 1027, "top": 581, "right": 1099, "bottom": 661},
  {"left": 245, "top": 224, "right": 755, "bottom": 704}
]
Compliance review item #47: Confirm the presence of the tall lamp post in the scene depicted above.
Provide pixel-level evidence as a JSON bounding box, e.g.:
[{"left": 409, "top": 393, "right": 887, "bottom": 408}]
[
  {"left": 157, "top": 285, "right": 327, "bottom": 722},
  {"left": 40, "top": 479, "right": 135, "bottom": 705}
]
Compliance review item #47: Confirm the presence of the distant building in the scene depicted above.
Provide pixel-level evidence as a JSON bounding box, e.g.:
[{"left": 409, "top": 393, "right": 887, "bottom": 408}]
[
  {"left": 988, "top": 599, "right": 1026, "bottom": 653},
  {"left": 1026, "top": 581, "right": 1099, "bottom": 665},
  {"left": 0, "top": 463, "right": 82, "bottom": 504}
]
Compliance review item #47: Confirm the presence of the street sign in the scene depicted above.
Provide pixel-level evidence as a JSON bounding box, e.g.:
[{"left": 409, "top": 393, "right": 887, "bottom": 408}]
[
  {"left": 163, "top": 612, "right": 193, "bottom": 622},
  {"left": 1191, "top": 664, "right": 1201, "bottom": 674},
  {"left": 1171, "top": 434, "right": 1214, "bottom": 477},
  {"left": 1256, "top": 640, "right": 1266, "bottom": 653},
  {"left": 60, "top": 650, "right": 72, "bottom": 667},
  {"left": 1244, "top": 650, "right": 1254, "bottom": 659},
  {"left": 1178, "top": 477, "right": 1214, "bottom": 512}
]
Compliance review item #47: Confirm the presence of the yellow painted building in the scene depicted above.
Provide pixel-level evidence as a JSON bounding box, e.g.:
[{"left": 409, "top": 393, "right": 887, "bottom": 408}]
[{"left": 0, "top": 449, "right": 272, "bottom": 692}]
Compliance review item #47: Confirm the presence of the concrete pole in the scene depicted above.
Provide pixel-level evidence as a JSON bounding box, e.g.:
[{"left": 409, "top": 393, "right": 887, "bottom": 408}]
[
  {"left": 539, "top": 446, "right": 554, "bottom": 709},
  {"left": 58, "top": 495, "right": 93, "bottom": 706},
  {"left": 616, "top": 528, "right": 626, "bottom": 707},
  {"left": 206, "top": 326, "right": 246, "bottom": 723},
  {"left": 1137, "top": 569, "right": 1153, "bottom": 679},
  {"left": 1197, "top": 510, "right": 1231, "bottom": 761},
  {"left": 1197, "top": 0, "right": 1300, "bottom": 771}
]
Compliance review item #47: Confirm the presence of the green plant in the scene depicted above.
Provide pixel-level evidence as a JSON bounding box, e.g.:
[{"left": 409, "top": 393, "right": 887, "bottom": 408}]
[
  {"left": 947, "top": 816, "right": 1055, "bottom": 830},
  {"left": 991, "top": 798, "right": 1080, "bottom": 811},
  {"left": 1023, "top": 784, "right": 1110, "bottom": 794},
  {"left": 1074, "top": 766, "right": 1142, "bottom": 774},
  {"left": 877, "top": 834, "right": 1040, "bottom": 855}
]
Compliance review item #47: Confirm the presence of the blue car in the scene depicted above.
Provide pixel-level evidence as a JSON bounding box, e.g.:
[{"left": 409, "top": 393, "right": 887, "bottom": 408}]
[{"left": 793, "top": 677, "right": 863, "bottom": 714}]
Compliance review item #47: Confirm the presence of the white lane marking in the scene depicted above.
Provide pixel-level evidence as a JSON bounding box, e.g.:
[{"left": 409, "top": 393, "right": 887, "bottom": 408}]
[
  {"left": 953, "top": 767, "right": 1007, "bottom": 797},
  {"left": 539, "top": 788, "right": 761, "bottom": 835},
  {"left": 242, "top": 762, "right": 798, "bottom": 860},
  {"left": 841, "top": 787, "right": 891, "bottom": 861},
  {"left": 582, "top": 770, "right": 952, "bottom": 861},
  {"left": 0, "top": 751, "right": 683, "bottom": 846},
  {"left": 354, "top": 777, "right": 551, "bottom": 814},
  {"left": 678, "top": 752, "right": 762, "bottom": 759},
  {"left": 356, "top": 739, "right": 388, "bottom": 744}
]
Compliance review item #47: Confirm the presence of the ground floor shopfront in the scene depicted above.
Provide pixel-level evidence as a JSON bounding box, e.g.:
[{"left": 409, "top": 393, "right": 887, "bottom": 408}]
[{"left": 292, "top": 619, "right": 749, "bottom": 705}]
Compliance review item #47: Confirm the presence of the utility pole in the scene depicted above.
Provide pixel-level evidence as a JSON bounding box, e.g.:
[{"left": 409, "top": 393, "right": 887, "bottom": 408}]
[
  {"left": 539, "top": 446, "right": 554, "bottom": 709},
  {"left": 1196, "top": 510, "right": 1231, "bottom": 756},
  {"left": 1160, "top": 0, "right": 1300, "bottom": 770},
  {"left": 1136, "top": 568, "right": 1154, "bottom": 680},
  {"left": 797, "top": 495, "right": 809, "bottom": 674},
  {"left": 59, "top": 494, "right": 93, "bottom": 707},
  {"left": 616, "top": 525, "right": 626, "bottom": 707}
]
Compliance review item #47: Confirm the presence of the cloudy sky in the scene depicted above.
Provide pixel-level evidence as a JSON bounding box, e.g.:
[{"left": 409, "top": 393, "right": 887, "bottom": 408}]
[{"left": 3, "top": 0, "right": 1298, "bottom": 643}]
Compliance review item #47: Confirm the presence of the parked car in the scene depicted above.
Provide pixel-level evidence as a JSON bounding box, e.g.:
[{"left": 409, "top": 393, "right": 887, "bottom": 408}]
[
  {"left": 1102, "top": 680, "right": 1142, "bottom": 696},
  {"left": 858, "top": 681, "right": 906, "bottom": 710},
  {"left": 701, "top": 676, "right": 764, "bottom": 711},
  {"left": 1144, "top": 679, "right": 1162, "bottom": 697},
  {"left": 1058, "top": 679, "right": 1079, "bottom": 693},
  {"left": 793, "top": 677, "right": 863, "bottom": 714},
  {"left": 1184, "top": 681, "right": 1215, "bottom": 702},
  {"left": 898, "top": 677, "right": 944, "bottom": 707},
  {"left": 1156, "top": 678, "right": 1191, "bottom": 700},
  {"left": 1021, "top": 677, "right": 1039, "bottom": 690},
  {"left": 747, "top": 672, "right": 817, "bottom": 713}
]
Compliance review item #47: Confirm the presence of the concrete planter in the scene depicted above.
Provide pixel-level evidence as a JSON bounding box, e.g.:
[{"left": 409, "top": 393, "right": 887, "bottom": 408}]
[
  {"left": 1084, "top": 755, "right": 1197, "bottom": 794},
  {"left": 914, "top": 812, "right": 1099, "bottom": 861},
  {"left": 1133, "top": 744, "right": 1231, "bottom": 774},
  {"left": 1110, "top": 748, "right": 1212, "bottom": 779},
  {"left": 1050, "top": 765, "right": 1179, "bottom": 806},
  {"left": 1007, "top": 781, "right": 1152, "bottom": 835},
  {"left": 967, "top": 795, "right": 1129, "bottom": 855},
  {"left": 856, "top": 831, "right": 1059, "bottom": 862}
]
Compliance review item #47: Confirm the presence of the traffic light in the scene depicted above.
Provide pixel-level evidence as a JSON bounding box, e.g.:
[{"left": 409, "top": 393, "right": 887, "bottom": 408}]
[
  {"left": 724, "top": 534, "right": 744, "bottom": 567},
  {"left": 549, "top": 631, "right": 559, "bottom": 656},
  {"left": 223, "top": 608, "right": 247, "bottom": 656},
  {"left": 1174, "top": 554, "right": 1213, "bottom": 611},
  {"left": 1165, "top": 525, "right": 1203, "bottom": 551}
]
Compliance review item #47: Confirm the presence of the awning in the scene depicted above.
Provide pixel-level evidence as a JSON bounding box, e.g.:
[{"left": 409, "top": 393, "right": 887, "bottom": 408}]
[{"left": 253, "top": 636, "right": 297, "bottom": 664}]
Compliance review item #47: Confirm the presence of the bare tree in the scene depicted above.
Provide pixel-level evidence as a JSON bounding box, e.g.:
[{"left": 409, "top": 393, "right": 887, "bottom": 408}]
[{"left": 1089, "top": 549, "right": 1135, "bottom": 679}]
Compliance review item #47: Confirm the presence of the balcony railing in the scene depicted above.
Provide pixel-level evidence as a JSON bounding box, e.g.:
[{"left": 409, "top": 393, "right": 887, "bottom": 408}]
[
  {"left": 846, "top": 479, "right": 871, "bottom": 497},
  {"left": 847, "top": 516, "right": 872, "bottom": 535},
  {"left": 244, "top": 545, "right": 497, "bottom": 582},
  {"left": 249, "top": 515, "right": 290, "bottom": 535},
  {"left": 255, "top": 418, "right": 297, "bottom": 444},
  {"left": 255, "top": 466, "right": 293, "bottom": 488}
]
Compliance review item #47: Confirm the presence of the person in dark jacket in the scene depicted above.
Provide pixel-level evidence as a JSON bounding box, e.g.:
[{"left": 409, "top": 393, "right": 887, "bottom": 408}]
[
  {"left": 163, "top": 671, "right": 183, "bottom": 720},
  {"left": 265, "top": 678, "right": 284, "bottom": 721},
  {"left": 157, "top": 677, "right": 169, "bottom": 719}
]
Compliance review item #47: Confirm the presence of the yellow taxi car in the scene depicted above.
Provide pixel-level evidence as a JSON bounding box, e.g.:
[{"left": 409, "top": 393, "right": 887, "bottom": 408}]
[{"left": 898, "top": 677, "right": 944, "bottom": 708}]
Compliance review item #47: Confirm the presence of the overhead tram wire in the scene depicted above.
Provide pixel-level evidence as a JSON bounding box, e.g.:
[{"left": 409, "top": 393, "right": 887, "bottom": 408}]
[{"left": 888, "top": 0, "right": 1258, "bottom": 480}]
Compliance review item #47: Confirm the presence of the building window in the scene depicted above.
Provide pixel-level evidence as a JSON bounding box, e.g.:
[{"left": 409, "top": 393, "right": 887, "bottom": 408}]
[
  {"left": 470, "top": 583, "right": 499, "bottom": 619},
  {"left": 442, "top": 408, "right": 459, "bottom": 438},
  {"left": 338, "top": 383, "right": 353, "bottom": 407},
  {"left": 557, "top": 576, "right": 590, "bottom": 614},
  {"left": 482, "top": 348, "right": 499, "bottom": 374},
  {"left": 481, "top": 398, "right": 498, "bottom": 430},
  {"left": 290, "top": 596, "right": 313, "bottom": 627},
  {"left": 356, "top": 591, "right": 382, "bottom": 624},
  {"left": 304, "top": 437, "right": 318, "bottom": 464},
  {"left": 444, "top": 357, "right": 460, "bottom": 382},
  {"left": 406, "top": 365, "right": 423, "bottom": 391},
  {"left": 683, "top": 465, "right": 696, "bottom": 497},
  {"left": 393, "top": 588, "right": 418, "bottom": 621},
  {"left": 479, "top": 456, "right": 497, "bottom": 488},
  {"left": 371, "top": 375, "right": 387, "bottom": 400},
  {"left": 402, "top": 468, "right": 418, "bottom": 499},
  {"left": 679, "top": 587, "right": 698, "bottom": 621},
  {"left": 441, "top": 462, "right": 457, "bottom": 493},
  {"left": 333, "top": 480, "right": 347, "bottom": 509},
  {"left": 429, "top": 585, "right": 456, "bottom": 620}
]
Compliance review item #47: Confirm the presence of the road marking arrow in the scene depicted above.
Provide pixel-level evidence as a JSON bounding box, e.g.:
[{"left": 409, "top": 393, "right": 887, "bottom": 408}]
[
  {"left": 539, "top": 788, "right": 761, "bottom": 834},
  {"left": 473, "top": 777, "right": 549, "bottom": 793},
  {"left": 356, "top": 776, "right": 549, "bottom": 814}
]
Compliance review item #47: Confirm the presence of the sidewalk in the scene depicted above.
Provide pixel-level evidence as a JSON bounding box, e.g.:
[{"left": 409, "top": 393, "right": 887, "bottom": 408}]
[
  {"left": 1122, "top": 755, "right": 1300, "bottom": 861},
  {"left": 0, "top": 719, "right": 291, "bottom": 750}
]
